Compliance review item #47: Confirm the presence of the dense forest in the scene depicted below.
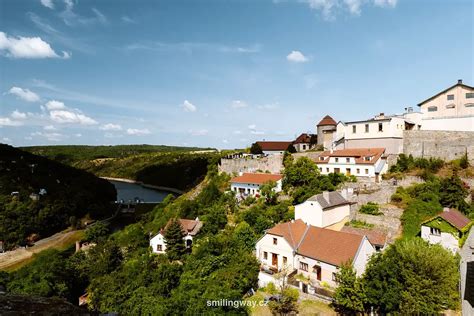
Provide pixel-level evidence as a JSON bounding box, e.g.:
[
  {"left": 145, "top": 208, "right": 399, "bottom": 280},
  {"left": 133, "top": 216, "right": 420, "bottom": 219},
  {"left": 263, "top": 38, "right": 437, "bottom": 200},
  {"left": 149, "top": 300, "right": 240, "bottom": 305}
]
[{"left": 0, "top": 144, "right": 116, "bottom": 249}]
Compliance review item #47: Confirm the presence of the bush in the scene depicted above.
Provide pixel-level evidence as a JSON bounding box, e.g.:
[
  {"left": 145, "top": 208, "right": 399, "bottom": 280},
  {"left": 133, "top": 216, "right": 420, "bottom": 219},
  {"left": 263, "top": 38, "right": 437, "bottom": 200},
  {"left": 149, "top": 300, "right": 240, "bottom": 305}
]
[
  {"left": 390, "top": 193, "right": 403, "bottom": 203},
  {"left": 359, "top": 202, "right": 382, "bottom": 216}
]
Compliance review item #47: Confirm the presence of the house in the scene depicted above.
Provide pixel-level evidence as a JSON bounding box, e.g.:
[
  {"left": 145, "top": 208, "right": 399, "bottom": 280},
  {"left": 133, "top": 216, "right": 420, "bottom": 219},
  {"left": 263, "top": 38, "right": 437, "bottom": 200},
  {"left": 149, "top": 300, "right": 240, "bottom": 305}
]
[
  {"left": 314, "top": 148, "right": 388, "bottom": 182},
  {"left": 334, "top": 113, "right": 422, "bottom": 155},
  {"left": 421, "top": 208, "right": 472, "bottom": 253},
  {"left": 256, "top": 141, "right": 293, "bottom": 155},
  {"left": 293, "top": 133, "right": 317, "bottom": 152},
  {"left": 256, "top": 219, "right": 375, "bottom": 291},
  {"left": 230, "top": 173, "right": 283, "bottom": 199},
  {"left": 316, "top": 115, "right": 337, "bottom": 150},
  {"left": 418, "top": 79, "right": 474, "bottom": 131},
  {"left": 341, "top": 226, "right": 387, "bottom": 251},
  {"left": 294, "top": 191, "right": 352, "bottom": 230},
  {"left": 150, "top": 218, "right": 203, "bottom": 254}
]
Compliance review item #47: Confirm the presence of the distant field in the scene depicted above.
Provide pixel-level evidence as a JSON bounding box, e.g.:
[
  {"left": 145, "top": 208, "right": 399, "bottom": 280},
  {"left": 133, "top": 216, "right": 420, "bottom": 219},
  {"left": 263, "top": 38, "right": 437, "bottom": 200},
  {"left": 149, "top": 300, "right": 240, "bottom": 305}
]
[{"left": 21, "top": 144, "right": 216, "bottom": 164}]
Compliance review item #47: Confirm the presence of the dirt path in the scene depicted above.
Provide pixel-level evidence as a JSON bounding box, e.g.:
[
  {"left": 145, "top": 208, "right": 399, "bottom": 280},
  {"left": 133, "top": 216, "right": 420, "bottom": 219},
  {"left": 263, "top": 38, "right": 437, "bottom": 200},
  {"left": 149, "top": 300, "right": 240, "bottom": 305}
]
[{"left": 0, "top": 230, "right": 83, "bottom": 271}]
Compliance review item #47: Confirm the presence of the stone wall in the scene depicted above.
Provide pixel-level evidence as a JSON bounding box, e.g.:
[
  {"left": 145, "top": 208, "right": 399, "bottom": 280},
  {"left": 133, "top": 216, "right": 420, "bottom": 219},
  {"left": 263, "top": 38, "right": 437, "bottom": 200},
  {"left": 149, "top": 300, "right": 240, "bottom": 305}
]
[
  {"left": 403, "top": 130, "right": 474, "bottom": 163},
  {"left": 218, "top": 154, "right": 284, "bottom": 175}
]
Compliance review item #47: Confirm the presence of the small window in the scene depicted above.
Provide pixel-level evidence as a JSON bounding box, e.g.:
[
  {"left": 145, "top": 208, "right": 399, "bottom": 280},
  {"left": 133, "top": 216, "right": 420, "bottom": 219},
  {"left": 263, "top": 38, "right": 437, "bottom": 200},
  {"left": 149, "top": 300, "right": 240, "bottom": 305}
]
[
  {"left": 427, "top": 106, "right": 438, "bottom": 112},
  {"left": 302, "top": 145, "right": 306, "bottom": 150},
  {"left": 319, "top": 156, "right": 325, "bottom": 161},
  {"left": 346, "top": 158, "right": 350, "bottom": 163},
  {"left": 326, "top": 168, "right": 330, "bottom": 173},
  {"left": 466, "top": 92, "right": 474, "bottom": 99},
  {"left": 352, "top": 125, "right": 356, "bottom": 133},
  {"left": 466, "top": 103, "right": 474, "bottom": 108},
  {"left": 299, "top": 262, "right": 308, "bottom": 271},
  {"left": 364, "top": 156, "right": 372, "bottom": 161},
  {"left": 378, "top": 123, "right": 383, "bottom": 132},
  {"left": 273, "top": 238, "right": 277, "bottom": 245},
  {"left": 263, "top": 251, "right": 268, "bottom": 260},
  {"left": 335, "top": 158, "right": 339, "bottom": 162},
  {"left": 356, "top": 168, "right": 360, "bottom": 174},
  {"left": 365, "top": 124, "right": 369, "bottom": 133},
  {"left": 319, "top": 167, "right": 322, "bottom": 171},
  {"left": 430, "top": 227, "right": 441, "bottom": 236},
  {"left": 446, "top": 104, "right": 455, "bottom": 109},
  {"left": 365, "top": 169, "right": 369, "bottom": 174},
  {"left": 157, "top": 244, "right": 162, "bottom": 251},
  {"left": 283, "top": 256, "right": 287, "bottom": 265},
  {"left": 447, "top": 94, "right": 454, "bottom": 100},
  {"left": 332, "top": 272, "right": 337, "bottom": 282}
]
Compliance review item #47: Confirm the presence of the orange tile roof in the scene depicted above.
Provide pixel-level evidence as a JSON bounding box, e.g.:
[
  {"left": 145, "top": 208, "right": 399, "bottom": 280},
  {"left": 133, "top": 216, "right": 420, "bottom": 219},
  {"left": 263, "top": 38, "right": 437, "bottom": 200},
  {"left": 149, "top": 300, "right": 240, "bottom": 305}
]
[
  {"left": 267, "top": 219, "right": 366, "bottom": 266},
  {"left": 317, "top": 115, "right": 337, "bottom": 126},
  {"left": 231, "top": 173, "right": 283, "bottom": 185},
  {"left": 164, "top": 218, "right": 203, "bottom": 236},
  {"left": 294, "top": 133, "right": 315, "bottom": 144},
  {"left": 315, "top": 148, "right": 385, "bottom": 165},
  {"left": 256, "top": 141, "right": 293, "bottom": 151},
  {"left": 423, "top": 208, "right": 472, "bottom": 231},
  {"left": 341, "top": 226, "right": 387, "bottom": 247}
]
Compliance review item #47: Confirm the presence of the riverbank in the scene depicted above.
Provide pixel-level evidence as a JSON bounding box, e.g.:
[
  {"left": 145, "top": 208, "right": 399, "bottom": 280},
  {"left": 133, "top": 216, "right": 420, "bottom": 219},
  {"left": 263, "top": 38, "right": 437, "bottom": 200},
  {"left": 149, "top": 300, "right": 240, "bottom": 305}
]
[{"left": 100, "top": 177, "right": 184, "bottom": 195}]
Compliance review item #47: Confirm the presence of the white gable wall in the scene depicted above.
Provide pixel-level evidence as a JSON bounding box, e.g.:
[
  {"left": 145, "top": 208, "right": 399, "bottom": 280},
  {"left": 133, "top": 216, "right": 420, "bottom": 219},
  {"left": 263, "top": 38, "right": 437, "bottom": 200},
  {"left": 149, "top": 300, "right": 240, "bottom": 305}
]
[
  {"left": 352, "top": 237, "right": 376, "bottom": 276},
  {"left": 421, "top": 225, "right": 459, "bottom": 253},
  {"left": 295, "top": 201, "right": 350, "bottom": 228},
  {"left": 256, "top": 233, "right": 295, "bottom": 271}
]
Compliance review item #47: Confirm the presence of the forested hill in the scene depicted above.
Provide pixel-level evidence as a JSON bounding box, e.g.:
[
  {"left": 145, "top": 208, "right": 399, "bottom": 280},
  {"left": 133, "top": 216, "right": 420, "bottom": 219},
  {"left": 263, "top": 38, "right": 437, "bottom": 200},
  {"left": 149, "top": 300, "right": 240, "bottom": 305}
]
[{"left": 0, "top": 144, "right": 116, "bottom": 249}]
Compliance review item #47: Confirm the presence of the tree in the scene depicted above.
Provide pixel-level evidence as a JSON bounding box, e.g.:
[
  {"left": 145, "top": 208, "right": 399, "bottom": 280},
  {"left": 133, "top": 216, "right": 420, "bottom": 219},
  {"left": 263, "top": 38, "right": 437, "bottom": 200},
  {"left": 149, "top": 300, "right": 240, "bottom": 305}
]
[
  {"left": 362, "top": 238, "right": 459, "bottom": 314},
  {"left": 260, "top": 180, "right": 278, "bottom": 204},
  {"left": 164, "top": 218, "right": 186, "bottom": 260},
  {"left": 250, "top": 143, "right": 263, "bottom": 155},
  {"left": 268, "top": 266, "right": 299, "bottom": 315},
  {"left": 84, "top": 222, "right": 110, "bottom": 243},
  {"left": 283, "top": 157, "right": 320, "bottom": 188},
  {"left": 439, "top": 173, "right": 469, "bottom": 212},
  {"left": 460, "top": 151, "right": 470, "bottom": 169},
  {"left": 286, "top": 144, "right": 297, "bottom": 153},
  {"left": 333, "top": 263, "right": 366, "bottom": 314}
]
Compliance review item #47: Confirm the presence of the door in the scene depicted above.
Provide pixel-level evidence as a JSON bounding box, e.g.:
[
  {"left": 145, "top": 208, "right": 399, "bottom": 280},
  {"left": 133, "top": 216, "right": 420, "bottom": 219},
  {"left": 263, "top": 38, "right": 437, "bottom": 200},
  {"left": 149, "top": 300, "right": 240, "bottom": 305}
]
[
  {"left": 314, "top": 265, "right": 322, "bottom": 281},
  {"left": 334, "top": 168, "right": 340, "bottom": 174},
  {"left": 301, "top": 283, "right": 308, "bottom": 293},
  {"left": 272, "top": 253, "right": 278, "bottom": 268}
]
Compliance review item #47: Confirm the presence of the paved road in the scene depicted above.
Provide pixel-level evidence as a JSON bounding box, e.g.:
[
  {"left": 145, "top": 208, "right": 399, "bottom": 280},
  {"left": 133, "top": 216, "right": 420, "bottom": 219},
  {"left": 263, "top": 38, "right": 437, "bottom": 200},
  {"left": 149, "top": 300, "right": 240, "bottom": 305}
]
[{"left": 0, "top": 230, "right": 83, "bottom": 270}]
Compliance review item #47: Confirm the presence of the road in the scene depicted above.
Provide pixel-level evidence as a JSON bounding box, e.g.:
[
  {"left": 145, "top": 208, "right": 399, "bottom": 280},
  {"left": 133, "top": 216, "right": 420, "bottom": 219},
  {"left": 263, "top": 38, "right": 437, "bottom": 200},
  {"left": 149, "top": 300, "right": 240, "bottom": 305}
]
[{"left": 0, "top": 230, "right": 83, "bottom": 271}]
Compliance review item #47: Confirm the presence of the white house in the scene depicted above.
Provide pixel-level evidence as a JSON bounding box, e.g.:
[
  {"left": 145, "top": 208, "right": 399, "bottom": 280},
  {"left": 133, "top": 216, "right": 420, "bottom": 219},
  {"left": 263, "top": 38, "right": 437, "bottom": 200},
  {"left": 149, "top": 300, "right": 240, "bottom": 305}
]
[
  {"left": 230, "top": 173, "right": 283, "bottom": 198},
  {"left": 294, "top": 191, "right": 352, "bottom": 230},
  {"left": 150, "top": 218, "right": 203, "bottom": 254},
  {"left": 315, "top": 148, "right": 388, "bottom": 182},
  {"left": 293, "top": 133, "right": 317, "bottom": 152},
  {"left": 421, "top": 208, "right": 472, "bottom": 253},
  {"left": 418, "top": 79, "right": 474, "bottom": 131},
  {"left": 256, "top": 219, "right": 375, "bottom": 291}
]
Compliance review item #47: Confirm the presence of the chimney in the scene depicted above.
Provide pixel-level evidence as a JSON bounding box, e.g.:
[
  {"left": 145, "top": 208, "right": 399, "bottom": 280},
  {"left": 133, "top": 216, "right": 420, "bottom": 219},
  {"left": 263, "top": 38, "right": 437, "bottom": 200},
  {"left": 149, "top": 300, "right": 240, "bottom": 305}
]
[
  {"left": 458, "top": 79, "right": 463, "bottom": 84},
  {"left": 323, "top": 191, "right": 330, "bottom": 202}
]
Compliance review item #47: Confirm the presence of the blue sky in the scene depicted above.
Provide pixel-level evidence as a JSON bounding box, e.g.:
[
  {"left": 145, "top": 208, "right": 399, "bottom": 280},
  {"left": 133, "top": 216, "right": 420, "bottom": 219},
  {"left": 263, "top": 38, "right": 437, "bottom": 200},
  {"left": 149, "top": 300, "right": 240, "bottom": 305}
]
[{"left": 0, "top": 0, "right": 472, "bottom": 148}]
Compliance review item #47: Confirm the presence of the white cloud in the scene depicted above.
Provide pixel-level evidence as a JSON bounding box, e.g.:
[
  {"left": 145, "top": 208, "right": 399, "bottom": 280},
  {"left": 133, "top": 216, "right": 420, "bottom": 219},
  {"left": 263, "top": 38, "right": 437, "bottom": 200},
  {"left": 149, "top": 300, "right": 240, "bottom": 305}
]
[
  {"left": 74, "top": 133, "right": 82, "bottom": 137},
  {"left": 31, "top": 131, "right": 64, "bottom": 141},
  {"left": 374, "top": 0, "right": 397, "bottom": 7},
  {"left": 181, "top": 100, "right": 197, "bottom": 112},
  {"left": 344, "top": 0, "right": 362, "bottom": 15},
  {"left": 10, "top": 110, "right": 28, "bottom": 120},
  {"left": 2, "top": 137, "right": 11, "bottom": 143},
  {"left": 126, "top": 128, "right": 151, "bottom": 136},
  {"left": 231, "top": 100, "right": 248, "bottom": 109},
  {"left": 0, "top": 117, "right": 23, "bottom": 126},
  {"left": 100, "top": 123, "right": 122, "bottom": 131},
  {"left": 222, "top": 139, "right": 228, "bottom": 144},
  {"left": 189, "top": 129, "right": 208, "bottom": 136},
  {"left": 257, "top": 102, "right": 279, "bottom": 110},
  {"left": 40, "top": 0, "right": 54, "bottom": 9},
  {"left": 43, "top": 125, "right": 57, "bottom": 131},
  {"left": 233, "top": 130, "right": 242, "bottom": 135},
  {"left": 0, "top": 31, "right": 69, "bottom": 59},
  {"left": 125, "top": 41, "right": 261, "bottom": 54},
  {"left": 121, "top": 16, "right": 136, "bottom": 24},
  {"left": 251, "top": 130, "right": 265, "bottom": 135},
  {"left": 248, "top": 124, "right": 256, "bottom": 130},
  {"left": 300, "top": 0, "right": 397, "bottom": 19},
  {"left": 60, "top": 1, "right": 108, "bottom": 26},
  {"left": 7, "top": 87, "right": 40, "bottom": 102},
  {"left": 45, "top": 100, "right": 66, "bottom": 110},
  {"left": 50, "top": 109, "right": 97, "bottom": 125},
  {"left": 286, "top": 50, "right": 309, "bottom": 63}
]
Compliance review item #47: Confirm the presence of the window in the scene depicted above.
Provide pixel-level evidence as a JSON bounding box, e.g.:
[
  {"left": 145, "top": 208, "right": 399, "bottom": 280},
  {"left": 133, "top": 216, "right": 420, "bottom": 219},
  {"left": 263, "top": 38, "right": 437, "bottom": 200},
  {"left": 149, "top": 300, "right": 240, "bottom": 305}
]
[
  {"left": 447, "top": 94, "right": 454, "bottom": 100},
  {"left": 352, "top": 125, "right": 356, "bottom": 133},
  {"left": 263, "top": 251, "right": 268, "bottom": 260},
  {"left": 319, "top": 156, "right": 325, "bottom": 161},
  {"left": 430, "top": 227, "right": 441, "bottom": 236},
  {"left": 335, "top": 158, "right": 339, "bottom": 162},
  {"left": 326, "top": 168, "right": 330, "bottom": 173},
  {"left": 303, "top": 145, "right": 306, "bottom": 150},
  {"left": 378, "top": 122, "right": 383, "bottom": 132},
  {"left": 332, "top": 273, "right": 337, "bottom": 282},
  {"left": 446, "top": 104, "right": 455, "bottom": 109},
  {"left": 299, "top": 262, "right": 308, "bottom": 271},
  {"left": 283, "top": 256, "right": 287, "bottom": 266},
  {"left": 365, "top": 124, "right": 369, "bottom": 133},
  {"left": 346, "top": 158, "right": 350, "bottom": 163},
  {"left": 356, "top": 168, "right": 360, "bottom": 174},
  {"left": 273, "top": 238, "right": 277, "bottom": 245},
  {"left": 364, "top": 156, "right": 372, "bottom": 161},
  {"left": 157, "top": 244, "right": 162, "bottom": 251},
  {"left": 466, "top": 103, "right": 474, "bottom": 108},
  {"left": 365, "top": 169, "right": 369, "bottom": 174},
  {"left": 427, "top": 106, "right": 438, "bottom": 112},
  {"left": 466, "top": 92, "right": 474, "bottom": 99},
  {"left": 319, "top": 167, "right": 322, "bottom": 171}
]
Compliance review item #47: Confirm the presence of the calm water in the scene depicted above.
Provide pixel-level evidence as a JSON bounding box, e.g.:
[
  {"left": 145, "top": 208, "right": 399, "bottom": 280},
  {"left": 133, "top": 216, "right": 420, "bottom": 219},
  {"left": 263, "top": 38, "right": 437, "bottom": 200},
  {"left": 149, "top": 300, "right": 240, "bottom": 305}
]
[{"left": 109, "top": 180, "right": 170, "bottom": 203}]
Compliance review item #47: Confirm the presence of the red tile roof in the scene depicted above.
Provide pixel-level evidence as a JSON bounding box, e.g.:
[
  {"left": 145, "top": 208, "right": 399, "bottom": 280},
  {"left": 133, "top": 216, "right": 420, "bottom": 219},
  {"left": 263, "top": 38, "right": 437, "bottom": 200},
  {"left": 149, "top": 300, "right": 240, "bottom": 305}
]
[
  {"left": 256, "top": 141, "right": 293, "bottom": 151},
  {"left": 231, "top": 173, "right": 283, "bottom": 185},
  {"left": 267, "top": 219, "right": 366, "bottom": 266},
  {"left": 317, "top": 115, "right": 337, "bottom": 126},
  {"left": 315, "top": 148, "right": 385, "bottom": 165},
  {"left": 164, "top": 218, "right": 203, "bottom": 236},
  {"left": 438, "top": 208, "right": 471, "bottom": 230},
  {"left": 294, "top": 133, "right": 314, "bottom": 144},
  {"left": 341, "top": 226, "right": 387, "bottom": 247}
]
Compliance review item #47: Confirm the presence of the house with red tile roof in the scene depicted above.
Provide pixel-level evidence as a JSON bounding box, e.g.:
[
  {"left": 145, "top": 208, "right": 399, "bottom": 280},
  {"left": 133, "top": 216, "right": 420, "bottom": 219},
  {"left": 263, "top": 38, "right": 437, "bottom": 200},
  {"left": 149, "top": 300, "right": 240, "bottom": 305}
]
[
  {"left": 315, "top": 148, "right": 388, "bottom": 182},
  {"left": 421, "top": 208, "right": 473, "bottom": 253},
  {"left": 230, "top": 173, "right": 283, "bottom": 199},
  {"left": 150, "top": 217, "right": 203, "bottom": 254},
  {"left": 256, "top": 219, "right": 375, "bottom": 290},
  {"left": 293, "top": 133, "right": 317, "bottom": 152}
]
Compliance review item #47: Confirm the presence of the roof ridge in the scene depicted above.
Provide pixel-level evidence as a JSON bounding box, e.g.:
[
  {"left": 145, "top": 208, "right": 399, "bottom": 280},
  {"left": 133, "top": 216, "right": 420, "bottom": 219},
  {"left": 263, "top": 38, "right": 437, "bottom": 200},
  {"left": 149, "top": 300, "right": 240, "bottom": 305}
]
[
  {"left": 287, "top": 222, "right": 296, "bottom": 250},
  {"left": 295, "top": 224, "right": 311, "bottom": 252}
]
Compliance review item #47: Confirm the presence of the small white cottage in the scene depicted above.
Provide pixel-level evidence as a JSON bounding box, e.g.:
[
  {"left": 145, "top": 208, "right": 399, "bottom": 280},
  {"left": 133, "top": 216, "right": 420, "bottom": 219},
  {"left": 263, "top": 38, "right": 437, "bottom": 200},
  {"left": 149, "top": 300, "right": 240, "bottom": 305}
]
[{"left": 150, "top": 217, "right": 203, "bottom": 254}]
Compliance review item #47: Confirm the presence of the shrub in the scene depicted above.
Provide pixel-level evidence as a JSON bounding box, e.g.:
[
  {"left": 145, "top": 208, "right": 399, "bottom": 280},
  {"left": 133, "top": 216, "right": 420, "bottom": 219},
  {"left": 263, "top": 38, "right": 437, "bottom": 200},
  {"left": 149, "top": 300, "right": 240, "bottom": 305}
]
[{"left": 359, "top": 202, "right": 382, "bottom": 216}]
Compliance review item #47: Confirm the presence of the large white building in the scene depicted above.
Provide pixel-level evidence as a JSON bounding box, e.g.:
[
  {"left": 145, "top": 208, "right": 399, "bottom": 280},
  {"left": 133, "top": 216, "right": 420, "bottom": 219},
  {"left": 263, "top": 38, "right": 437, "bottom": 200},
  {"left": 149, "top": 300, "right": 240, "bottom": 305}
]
[
  {"left": 230, "top": 173, "right": 283, "bottom": 198},
  {"left": 150, "top": 218, "right": 202, "bottom": 254},
  {"left": 256, "top": 219, "right": 375, "bottom": 290},
  {"left": 295, "top": 191, "right": 351, "bottom": 230},
  {"left": 418, "top": 79, "right": 474, "bottom": 131},
  {"left": 315, "top": 148, "right": 388, "bottom": 182}
]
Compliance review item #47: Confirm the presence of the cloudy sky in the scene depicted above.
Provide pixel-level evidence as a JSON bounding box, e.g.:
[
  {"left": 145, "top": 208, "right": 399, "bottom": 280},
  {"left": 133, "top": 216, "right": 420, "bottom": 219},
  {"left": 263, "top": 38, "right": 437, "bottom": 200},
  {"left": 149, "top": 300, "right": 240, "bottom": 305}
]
[{"left": 0, "top": 0, "right": 472, "bottom": 148}]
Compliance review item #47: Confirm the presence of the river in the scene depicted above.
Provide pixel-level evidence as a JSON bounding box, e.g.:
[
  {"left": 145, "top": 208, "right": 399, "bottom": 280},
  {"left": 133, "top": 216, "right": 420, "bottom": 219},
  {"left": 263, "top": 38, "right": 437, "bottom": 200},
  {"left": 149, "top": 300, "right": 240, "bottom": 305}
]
[{"left": 108, "top": 180, "right": 171, "bottom": 203}]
